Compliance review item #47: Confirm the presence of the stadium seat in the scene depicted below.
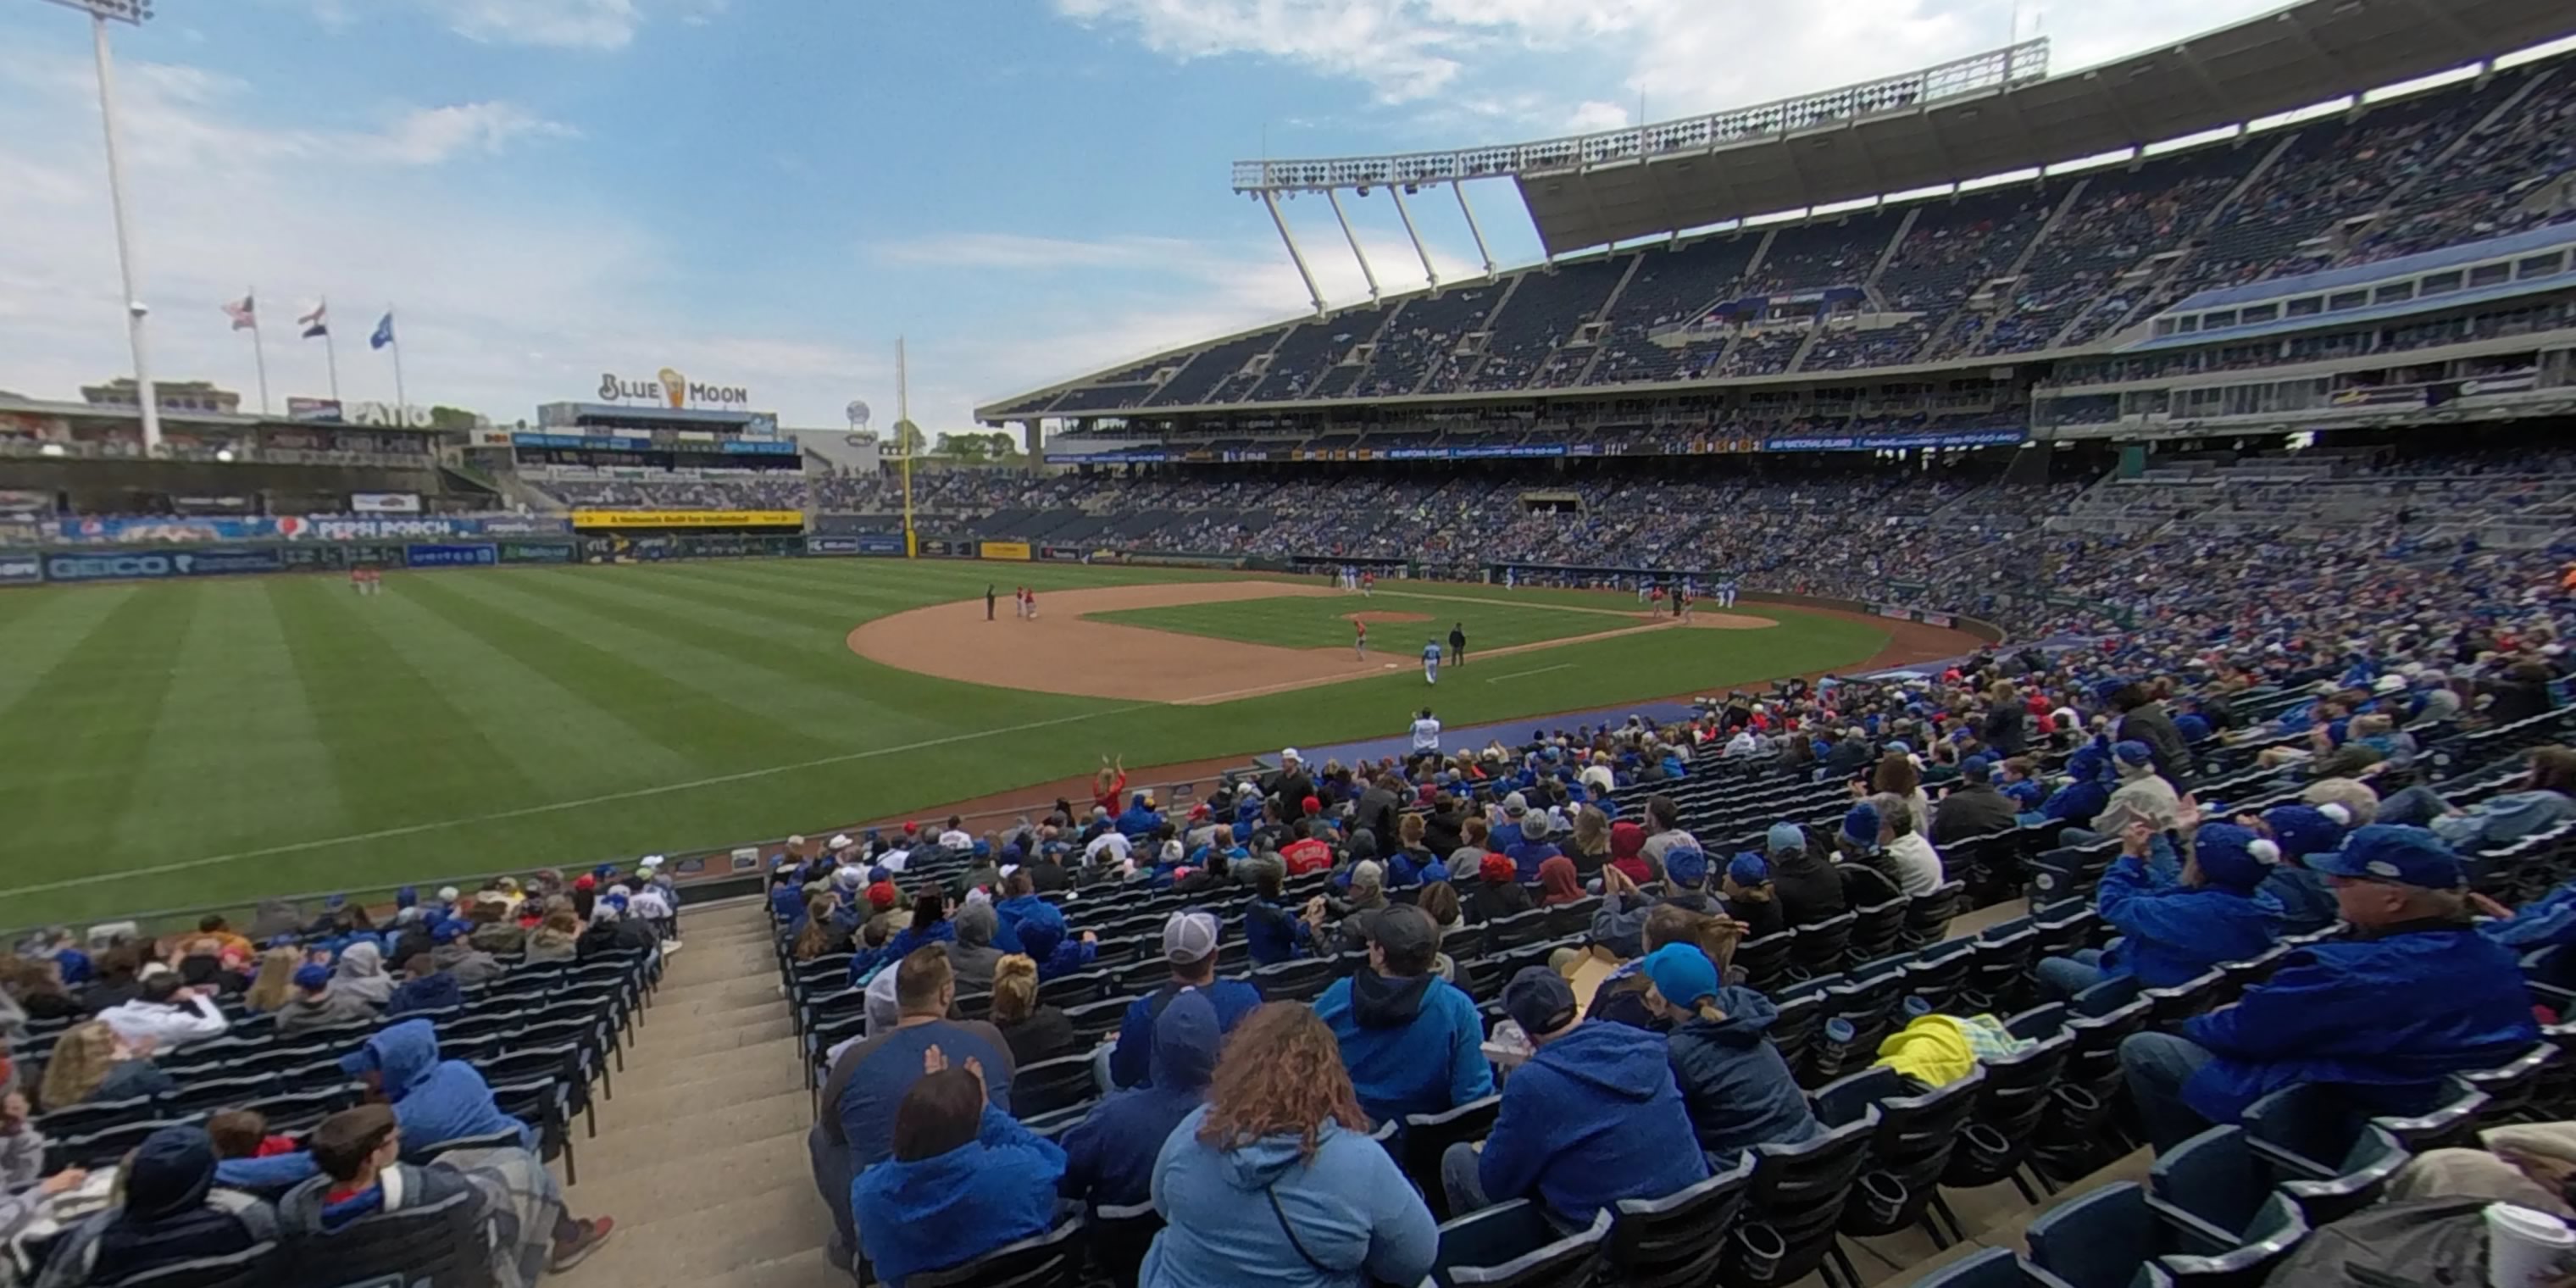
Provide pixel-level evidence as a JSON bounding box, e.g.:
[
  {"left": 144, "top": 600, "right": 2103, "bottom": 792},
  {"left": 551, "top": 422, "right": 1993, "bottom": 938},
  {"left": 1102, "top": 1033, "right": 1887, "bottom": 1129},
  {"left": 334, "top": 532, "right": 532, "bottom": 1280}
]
[
  {"left": 1900, "top": 880, "right": 1967, "bottom": 948},
  {"left": 283, "top": 1185, "right": 488, "bottom": 1288},
  {"left": 1086, "top": 1200, "right": 1163, "bottom": 1288},
  {"left": 1400, "top": 1096, "right": 1504, "bottom": 1220},
  {"left": 1910, "top": 1247, "right": 2082, "bottom": 1288},
  {"left": 1603, "top": 1153, "right": 1757, "bottom": 1288},
  {"left": 1416, "top": 1201, "right": 1610, "bottom": 1288},
  {"left": 103, "top": 1243, "right": 288, "bottom": 1288},
  {"left": 2025, "top": 1182, "right": 2158, "bottom": 1288},
  {"left": 905, "top": 1214, "right": 1086, "bottom": 1288},
  {"left": 1724, "top": 1102, "right": 1879, "bottom": 1288},
  {"left": 1012, "top": 1052, "right": 1102, "bottom": 1119},
  {"left": 1789, "top": 913, "right": 1857, "bottom": 982},
  {"left": 1843, "top": 896, "right": 1907, "bottom": 967},
  {"left": 1821, "top": 1065, "right": 1986, "bottom": 1245}
]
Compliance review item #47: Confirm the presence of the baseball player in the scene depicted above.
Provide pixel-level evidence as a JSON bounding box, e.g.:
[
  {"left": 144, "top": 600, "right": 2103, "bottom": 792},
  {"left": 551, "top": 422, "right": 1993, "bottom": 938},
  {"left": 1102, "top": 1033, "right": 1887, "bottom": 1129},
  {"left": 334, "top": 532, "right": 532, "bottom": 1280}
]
[
  {"left": 1360, "top": 570, "right": 1374, "bottom": 598},
  {"left": 1353, "top": 618, "right": 1368, "bottom": 661},
  {"left": 1421, "top": 638, "right": 1441, "bottom": 685},
  {"left": 1720, "top": 576, "right": 1740, "bottom": 609}
]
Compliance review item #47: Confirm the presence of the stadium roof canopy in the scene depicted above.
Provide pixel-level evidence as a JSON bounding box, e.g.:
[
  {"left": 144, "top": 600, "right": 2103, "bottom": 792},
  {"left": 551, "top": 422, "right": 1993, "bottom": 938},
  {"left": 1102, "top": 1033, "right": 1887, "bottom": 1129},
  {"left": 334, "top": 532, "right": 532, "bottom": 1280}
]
[{"left": 1235, "top": 0, "right": 2576, "bottom": 258}]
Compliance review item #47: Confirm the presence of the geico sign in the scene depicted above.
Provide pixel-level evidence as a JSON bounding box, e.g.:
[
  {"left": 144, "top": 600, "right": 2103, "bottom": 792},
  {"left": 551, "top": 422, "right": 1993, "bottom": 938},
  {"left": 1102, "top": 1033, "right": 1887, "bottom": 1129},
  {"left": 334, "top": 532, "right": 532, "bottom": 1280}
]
[{"left": 47, "top": 553, "right": 195, "bottom": 580}]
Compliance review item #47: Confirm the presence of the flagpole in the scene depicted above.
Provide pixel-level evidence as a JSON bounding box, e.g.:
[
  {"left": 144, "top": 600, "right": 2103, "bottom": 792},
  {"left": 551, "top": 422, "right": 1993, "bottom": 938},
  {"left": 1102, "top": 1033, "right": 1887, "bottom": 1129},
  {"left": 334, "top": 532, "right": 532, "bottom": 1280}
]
[
  {"left": 247, "top": 287, "right": 270, "bottom": 416},
  {"left": 386, "top": 305, "right": 407, "bottom": 417},
  {"left": 322, "top": 325, "right": 341, "bottom": 405}
]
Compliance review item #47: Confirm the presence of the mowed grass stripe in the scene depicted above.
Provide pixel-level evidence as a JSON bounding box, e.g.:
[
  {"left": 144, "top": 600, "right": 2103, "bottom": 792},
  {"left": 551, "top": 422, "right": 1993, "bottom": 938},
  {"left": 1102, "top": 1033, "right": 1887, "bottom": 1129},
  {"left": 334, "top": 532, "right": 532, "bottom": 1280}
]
[
  {"left": 269, "top": 578, "right": 537, "bottom": 830},
  {"left": 1087, "top": 595, "right": 1617, "bottom": 652},
  {"left": 347, "top": 579, "right": 702, "bottom": 799},
  {"left": 0, "top": 585, "right": 201, "bottom": 883},
  {"left": 113, "top": 582, "right": 349, "bottom": 853},
  {"left": 600, "top": 562, "right": 939, "bottom": 627},
  {"left": 0, "top": 586, "right": 140, "bottom": 719},
  {"left": 406, "top": 570, "right": 851, "bottom": 762}
]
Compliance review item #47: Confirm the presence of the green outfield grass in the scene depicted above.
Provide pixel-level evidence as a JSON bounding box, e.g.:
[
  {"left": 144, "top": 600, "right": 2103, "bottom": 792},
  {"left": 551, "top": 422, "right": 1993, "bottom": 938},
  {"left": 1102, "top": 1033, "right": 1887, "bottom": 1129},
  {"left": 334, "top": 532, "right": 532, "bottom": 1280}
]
[
  {"left": 1085, "top": 587, "right": 1645, "bottom": 652},
  {"left": 0, "top": 561, "right": 1890, "bottom": 927}
]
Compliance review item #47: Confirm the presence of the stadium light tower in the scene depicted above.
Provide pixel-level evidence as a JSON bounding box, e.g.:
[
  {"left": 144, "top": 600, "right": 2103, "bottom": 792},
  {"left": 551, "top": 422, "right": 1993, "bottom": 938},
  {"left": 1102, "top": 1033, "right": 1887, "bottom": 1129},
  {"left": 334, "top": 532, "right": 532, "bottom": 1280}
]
[{"left": 32, "top": 0, "right": 162, "bottom": 453}]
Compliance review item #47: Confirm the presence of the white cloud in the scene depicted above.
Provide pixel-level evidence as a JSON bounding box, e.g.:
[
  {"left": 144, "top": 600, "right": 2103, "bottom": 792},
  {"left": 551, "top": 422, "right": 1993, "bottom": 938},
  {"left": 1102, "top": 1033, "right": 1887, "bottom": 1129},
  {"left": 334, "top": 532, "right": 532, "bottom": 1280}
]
[
  {"left": 1057, "top": 0, "right": 2299, "bottom": 125},
  {"left": 419, "top": 0, "right": 645, "bottom": 50},
  {"left": 1563, "top": 99, "right": 1631, "bottom": 132},
  {"left": 375, "top": 103, "right": 580, "bottom": 165}
]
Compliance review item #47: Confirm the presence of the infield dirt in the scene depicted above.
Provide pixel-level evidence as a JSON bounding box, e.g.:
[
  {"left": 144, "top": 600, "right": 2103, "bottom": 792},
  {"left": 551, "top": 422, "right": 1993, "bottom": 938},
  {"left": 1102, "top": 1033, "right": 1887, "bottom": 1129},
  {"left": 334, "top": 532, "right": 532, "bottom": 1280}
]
[{"left": 846, "top": 580, "right": 1774, "bottom": 705}]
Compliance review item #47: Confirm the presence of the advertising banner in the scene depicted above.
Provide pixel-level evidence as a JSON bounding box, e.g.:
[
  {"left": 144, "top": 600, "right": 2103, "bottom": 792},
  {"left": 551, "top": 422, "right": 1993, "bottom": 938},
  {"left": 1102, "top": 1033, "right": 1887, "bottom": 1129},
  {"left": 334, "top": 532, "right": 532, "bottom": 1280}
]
[
  {"left": 0, "top": 552, "right": 42, "bottom": 586},
  {"left": 918, "top": 538, "right": 976, "bottom": 558},
  {"left": 288, "top": 516, "right": 480, "bottom": 542},
  {"left": 1766, "top": 428, "right": 2027, "bottom": 452},
  {"left": 350, "top": 492, "right": 423, "bottom": 514},
  {"left": 1041, "top": 545, "right": 1084, "bottom": 562},
  {"left": 498, "top": 541, "right": 576, "bottom": 564},
  {"left": 286, "top": 397, "right": 345, "bottom": 423},
  {"left": 980, "top": 540, "right": 1033, "bottom": 561},
  {"left": 857, "top": 534, "right": 903, "bottom": 556},
  {"left": 475, "top": 518, "right": 572, "bottom": 536},
  {"left": 569, "top": 509, "right": 803, "bottom": 529},
  {"left": 806, "top": 536, "right": 865, "bottom": 556},
  {"left": 405, "top": 543, "right": 499, "bottom": 569},
  {"left": 55, "top": 516, "right": 271, "bottom": 544},
  {"left": 42, "top": 548, "right": 284, "bottom": 583},
  {"left": 0, "top": 490, "right": 51, "bottom": 519}
]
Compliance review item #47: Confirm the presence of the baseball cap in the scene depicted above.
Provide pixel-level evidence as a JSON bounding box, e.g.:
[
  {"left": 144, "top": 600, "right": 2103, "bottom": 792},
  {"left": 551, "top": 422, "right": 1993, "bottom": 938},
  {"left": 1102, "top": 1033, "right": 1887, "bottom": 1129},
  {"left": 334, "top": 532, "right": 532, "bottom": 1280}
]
[
  {"left": 1961, "top": 755, "right": 1993, "bottom": 783},
  {"left": 2305, "top": 824, "right": 2463, "bottom": 890},
  {"left": 1520, "top": 811, "right": 1554, "bottom": 842},
  {"left": 1728, "top": 852, "right": 1770, "bottom": 887},
  {"left": 2113, "top": 741, "right": 2153, "bottom": 768},
  {"left": 865, "top": 880, "right": 898, "bottom": 910},
  {"left": 1367, "top": 903, "right": 1439, "bottom": 963},
  {"left": 1502, "top": 966, "right": 1577, "bottom": 1040},
  {"left": 1280, "top": 747, "right": 1301, "bottom": 762},
  {"left": 2373, "top": 674, "right": 2407, "bottom": 695},
  {"left": 1665, "top": 846, "right": 1710, "bottom": 888},
  {"left": 1641, "top": 944, "right": 1719, "bottom": 1008},
  {"left": 829, "top": 834, "right": 853, "bottom": 851},
  {"left": 1767, "top": 822, "right": 1807, "bottom": 854},
  {"left": 1163, "top": 911, "right": 1220, "bottom": 964},
  {"left": 293, "top": 964, "right": 332, "bottom": 992},
  {"left": 1502, "top": 791, "right": 1529, "bottom": 817}
]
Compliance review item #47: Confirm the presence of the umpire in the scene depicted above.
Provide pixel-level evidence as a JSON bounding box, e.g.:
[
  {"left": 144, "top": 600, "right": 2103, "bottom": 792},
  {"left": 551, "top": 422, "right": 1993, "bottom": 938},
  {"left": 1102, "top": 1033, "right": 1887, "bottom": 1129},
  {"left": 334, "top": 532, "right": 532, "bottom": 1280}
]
[{"left": 1448, "top": 622, "right": 1467, "bottom": 666}]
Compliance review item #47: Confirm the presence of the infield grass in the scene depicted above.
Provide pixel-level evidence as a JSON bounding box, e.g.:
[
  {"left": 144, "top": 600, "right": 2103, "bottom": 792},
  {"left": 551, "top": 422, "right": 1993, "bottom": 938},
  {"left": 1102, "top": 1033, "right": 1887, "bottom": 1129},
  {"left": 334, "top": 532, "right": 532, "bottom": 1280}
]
[
  {"left": 1084, "top": 589, "right": 1636, "bottom": 652},
  {"left": 0, "top": 560, "right": 1890, "bottom": 926}
]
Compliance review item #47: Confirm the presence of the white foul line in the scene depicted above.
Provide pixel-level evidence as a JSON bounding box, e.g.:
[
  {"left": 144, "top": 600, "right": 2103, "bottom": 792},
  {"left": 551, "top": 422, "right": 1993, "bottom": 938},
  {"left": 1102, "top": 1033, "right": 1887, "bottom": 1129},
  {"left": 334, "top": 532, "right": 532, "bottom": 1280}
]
[
  {"left": 1484, "top": 663, "right": 1575, "bottom": 684},
  {"left": 0, "top": 702, "right": 1157, "bottom": 900}
]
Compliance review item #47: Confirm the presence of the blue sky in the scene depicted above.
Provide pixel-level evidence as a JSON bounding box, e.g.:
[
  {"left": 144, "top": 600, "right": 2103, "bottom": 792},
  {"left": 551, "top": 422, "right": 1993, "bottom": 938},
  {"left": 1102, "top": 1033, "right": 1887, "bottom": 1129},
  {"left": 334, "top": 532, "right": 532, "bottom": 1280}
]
[{"left": 0, "top": 0, "right": 2359, "bottom": 430}]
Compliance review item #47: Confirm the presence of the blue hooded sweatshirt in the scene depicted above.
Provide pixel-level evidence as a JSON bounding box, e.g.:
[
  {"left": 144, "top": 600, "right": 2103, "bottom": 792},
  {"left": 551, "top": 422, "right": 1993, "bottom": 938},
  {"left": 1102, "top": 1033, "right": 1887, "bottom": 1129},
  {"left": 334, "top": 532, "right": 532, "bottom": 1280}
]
[
  {"left": 1111, "top": 979, "right": 1263, "bottom": 1089},
  {"left": 1016, "top": 919, "right": 1100, "bottom": 982},
  {"left": 991, "top": 894, "right": 1063, "bottom": 957},
  {"left": 1063, "top": 991, "right": 1219, "bottom": 1209},
  {"left": 1243, "top": 897, "right": 1309, "bottom": 967},
  {"left": 1477, "top": 1021, "right": 1709, "bottom": 1225},
  {"left": 1312, "top": 969, "right": 1494, "bottom": 1124},
  {"left": 2483, "top": 880, "right": 2576, "bottom": 951},
  {"left": 849, "top": 919, "right": 958, "bottom": 986},
  {"left": 343, "top": 1019, "right": 534, "bottom": 1156},
  {"left": 1118, "top": 800, "right": 1166, "bottom": 841},
  {"left": 1663, "top": 986, "right": 1824, "bottom": 1161},
  {"left": 850, "top": 1106, "right": 1066, "bottom": 1288},
  {"left": 2093, "top": 855, "right": 2284, "bottom": 988},
  {"left": 1140, "top": 1106, "right": 1436, "bottom": 1288},
  {"left": 2178, "top": 921, "right": 2540, "bottom": 1124}
]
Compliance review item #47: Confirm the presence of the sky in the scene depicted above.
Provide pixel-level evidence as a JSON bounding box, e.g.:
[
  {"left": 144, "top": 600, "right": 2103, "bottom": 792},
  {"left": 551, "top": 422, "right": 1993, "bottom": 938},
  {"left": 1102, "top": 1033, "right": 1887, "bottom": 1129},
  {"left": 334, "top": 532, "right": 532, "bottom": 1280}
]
[{"left": 0, "top": 0, "right": 2412, "bottom": 432}]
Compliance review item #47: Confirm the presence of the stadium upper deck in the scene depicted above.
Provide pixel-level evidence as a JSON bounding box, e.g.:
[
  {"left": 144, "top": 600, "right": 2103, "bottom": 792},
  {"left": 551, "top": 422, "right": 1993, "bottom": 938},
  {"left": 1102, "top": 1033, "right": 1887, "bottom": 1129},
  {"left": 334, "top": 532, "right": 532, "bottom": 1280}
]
[{"left": 978, "top": 0, "right": 2576, "bottom": 429}]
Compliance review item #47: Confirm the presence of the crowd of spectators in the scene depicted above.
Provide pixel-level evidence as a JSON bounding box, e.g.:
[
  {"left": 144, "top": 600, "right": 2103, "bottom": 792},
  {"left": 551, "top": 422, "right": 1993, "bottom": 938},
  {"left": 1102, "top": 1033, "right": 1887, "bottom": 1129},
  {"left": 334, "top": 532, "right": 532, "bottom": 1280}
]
[{"left": 544, "top": 473, "right": 809, "bottom": 511}]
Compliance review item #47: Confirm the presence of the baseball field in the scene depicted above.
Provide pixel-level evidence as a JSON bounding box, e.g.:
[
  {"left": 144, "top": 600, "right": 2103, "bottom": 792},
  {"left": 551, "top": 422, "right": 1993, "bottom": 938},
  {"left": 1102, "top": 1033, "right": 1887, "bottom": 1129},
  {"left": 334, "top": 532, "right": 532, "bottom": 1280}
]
[{"left": 0, "top": 558, "right": 1957, "bottom": 927}]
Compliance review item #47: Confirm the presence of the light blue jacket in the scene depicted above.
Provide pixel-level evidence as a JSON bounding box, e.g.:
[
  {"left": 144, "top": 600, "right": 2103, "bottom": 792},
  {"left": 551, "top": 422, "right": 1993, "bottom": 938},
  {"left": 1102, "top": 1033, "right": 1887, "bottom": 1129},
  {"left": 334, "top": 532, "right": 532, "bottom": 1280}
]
[{"left": 1141, "top": 1105, "right": 1436, "bottom": 1288}]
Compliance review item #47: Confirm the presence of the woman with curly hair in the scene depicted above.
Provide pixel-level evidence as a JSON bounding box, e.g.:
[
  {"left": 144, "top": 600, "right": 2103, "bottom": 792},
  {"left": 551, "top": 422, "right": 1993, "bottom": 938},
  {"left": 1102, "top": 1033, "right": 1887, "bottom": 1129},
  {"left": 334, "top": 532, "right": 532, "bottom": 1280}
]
[{"left": 1141, "top": 1004, "right": 1435, "bottom": 1288}]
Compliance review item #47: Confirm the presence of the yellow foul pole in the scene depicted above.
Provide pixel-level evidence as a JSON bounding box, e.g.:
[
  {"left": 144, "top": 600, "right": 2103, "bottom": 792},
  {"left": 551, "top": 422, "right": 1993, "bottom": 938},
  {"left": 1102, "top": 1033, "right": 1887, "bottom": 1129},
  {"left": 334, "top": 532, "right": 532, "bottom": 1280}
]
[{"left": 897, "top": 336, "right": 916, "bottom": 558}]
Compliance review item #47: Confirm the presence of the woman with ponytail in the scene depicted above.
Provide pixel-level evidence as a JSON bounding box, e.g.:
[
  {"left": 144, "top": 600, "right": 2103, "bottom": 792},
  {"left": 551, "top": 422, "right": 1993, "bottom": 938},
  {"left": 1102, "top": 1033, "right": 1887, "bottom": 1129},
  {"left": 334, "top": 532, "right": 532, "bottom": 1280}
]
[{"left": 1640, "top": 944, "right": 1820, "bottom": 1161}]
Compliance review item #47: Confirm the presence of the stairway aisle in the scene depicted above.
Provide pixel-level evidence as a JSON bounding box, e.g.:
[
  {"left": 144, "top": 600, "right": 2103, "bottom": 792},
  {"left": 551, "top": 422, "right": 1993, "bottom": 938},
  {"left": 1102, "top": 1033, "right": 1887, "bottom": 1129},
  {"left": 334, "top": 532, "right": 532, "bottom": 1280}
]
[{"left": 554, "top": 898, "right": 847, "bottom": 1288}]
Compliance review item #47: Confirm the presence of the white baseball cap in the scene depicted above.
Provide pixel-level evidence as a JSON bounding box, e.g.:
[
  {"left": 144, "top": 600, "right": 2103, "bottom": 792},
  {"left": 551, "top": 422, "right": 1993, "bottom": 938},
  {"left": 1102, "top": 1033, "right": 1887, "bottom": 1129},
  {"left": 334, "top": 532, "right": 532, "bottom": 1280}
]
[
  {"left": 786, "top": 835, "right": 807, "bottom": 847},
  {"left": 1280, "top": 748, "right": 1301, "bottom": 761},
  {"left": 829, "top": 833, "right": 853, "bottom": 850}
]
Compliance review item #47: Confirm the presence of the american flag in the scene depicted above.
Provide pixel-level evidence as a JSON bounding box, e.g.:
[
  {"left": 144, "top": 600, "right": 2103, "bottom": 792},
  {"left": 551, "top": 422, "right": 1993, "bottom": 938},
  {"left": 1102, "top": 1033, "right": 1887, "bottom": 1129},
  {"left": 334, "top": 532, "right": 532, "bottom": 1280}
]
[{"left": 221, "top": 295, "right": 257, "bottom": 331}]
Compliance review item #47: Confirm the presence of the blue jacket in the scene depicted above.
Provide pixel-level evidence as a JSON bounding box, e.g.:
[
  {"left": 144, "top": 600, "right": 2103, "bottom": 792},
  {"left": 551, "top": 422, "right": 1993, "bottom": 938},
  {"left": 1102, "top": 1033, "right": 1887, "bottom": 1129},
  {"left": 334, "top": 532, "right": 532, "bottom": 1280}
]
[
  {"left": 352, "top": 1020, "right": 536, "bottom": 1157},
  {"left": 1506, "top": 840, "right": 1563, "bottom": 885},
  {"left": 2038, "top": 778, "right": 2109, "bottom": 825},
  {"left": 992, "top": 895, "right": 1063, "bottom": 956},
  {"left": 851, "top": 920, "right": 957, "bottom": 985},
  {"left": 1017, "top": 920, "right": 1098, "bottom": 982},
  {"left": 1118, "top": 802, "right": 1167, "bottom": 841},
  {"left": 1664, "top": 987, "right": 1824, "bottom": 1160},
  {"left": 769, "top": 885, "right": 805, "bottom": 926},
  {"left": 850, "top": 1107, "right": 1066, "bottom": 1288},
  {"left": 1478, "top": 1021, "right": 1708, "bottom": 1224},
  {"left": 212, "top": 1152, "right": 319, "bottom": 1196},
  {"left": 2483, "top": 880, "right": 2576, "bottom": 951},
  {"left": 385, "top": 972, "right": 463, "bottom": 1018},
  {"left": 2179, "top": 920, "right": 2540, "bottom": 1124},
  {"left": 1313, "top": 970, "right": 1494, "bottom": 1124},
  {"left": 2094, "top": 856, "right": 2283, "bottom": 988},
  {"left": 1141, "top": 1106, "right": 1436, "bottom": 1288},
  {"left": 1063, "top": 991, "right": 1219, "bottom": 1208},
  {"left": 1244, "top": 899, "right": 1308, "bottom": 967},
  {"left": 1111, "top": 979, "right": 1263, "bottom": 1089},
  {"left": 2261, "top": 865, "right": 2341, "bottom": 937}
]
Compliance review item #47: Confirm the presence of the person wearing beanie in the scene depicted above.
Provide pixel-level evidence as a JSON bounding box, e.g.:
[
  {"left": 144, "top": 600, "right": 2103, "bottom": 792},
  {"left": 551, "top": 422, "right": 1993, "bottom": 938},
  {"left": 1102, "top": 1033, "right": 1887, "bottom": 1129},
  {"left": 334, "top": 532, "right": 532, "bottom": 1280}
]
[
  {"left": 2029, "top": 741, "right": 2116, "bottom": 829},
  {"left": 1441, "top": 966, "right": 1708, "bottom": 1226},
  {"left": 31, "top": 1124, "right": 285, "bottom": 1286},
  {"left": 2034, "top": 821, "right": 2285, "bottom": 1001},
  {"left": 2119, "top": 824, "right": 2539, "bottom": 1152},
  {"left": 1638, "top": 944, "right": 1823, "bottom": 1161},
  {"left": 1313, "top": 904, "right": 1494, "bottom": 1124},
  {"left": 1764, "top": 820, "right": 1845, "bottom": 929},
  {"left": 1721, "top": 852, "right": 1785, "bottom": 940},
  {"left": 1106, "top": 913, "right": 1262, "bottom": 1090},
  {"left": 2253, "top": 802, "right": 2354, "bottom": 935},
  {"left": 1506, "top": 809, "right": 1564, "bottom": 885},
  {"left": 275, "top": 963, "right": 381, "bottom": 1037},
  {"left": 1589, "top": 847, "right": 1718, "bottom": 959},
  {"left": 1465, "top": 852, "right": 1535, "bottom": 924},
  {"left": 1932, "top": 755, "right": 2019, "bottom": 845}
]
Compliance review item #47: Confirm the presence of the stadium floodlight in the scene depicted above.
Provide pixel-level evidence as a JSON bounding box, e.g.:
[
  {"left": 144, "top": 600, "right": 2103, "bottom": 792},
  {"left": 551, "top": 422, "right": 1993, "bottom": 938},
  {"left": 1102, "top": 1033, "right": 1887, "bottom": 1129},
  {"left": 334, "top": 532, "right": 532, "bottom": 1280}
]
[{"left": 30, "top": 0, "right": 163, "bottom": 453}]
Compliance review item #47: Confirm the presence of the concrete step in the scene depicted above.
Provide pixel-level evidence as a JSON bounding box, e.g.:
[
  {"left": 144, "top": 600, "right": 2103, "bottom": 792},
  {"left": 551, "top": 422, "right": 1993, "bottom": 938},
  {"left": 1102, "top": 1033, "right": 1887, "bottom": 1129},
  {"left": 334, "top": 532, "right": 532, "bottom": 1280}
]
[
  {"left": 597, "top": 1050, "right": 808, "bottom": 1124},
  {"left": 566, "top": 1091, "right": 816, "bottom": 1214},
  {"left": 612, "top": 1032, "right": 808, "bottom": 1096},
  {"left": 653, "top": 973, "right": 787, "bottom": 1008},
  {"left": 633, "top": 1013, "right": 795, "bottom": 1060},
  {"left": 699, "top": 1246, "right": 852, "bottom": 1288},
  {"left": 556, "top": 1180, "right": 841, "bottom": 1285},
  {"left": 646, "top": 988, "right": 797, "bottom": 1026}
]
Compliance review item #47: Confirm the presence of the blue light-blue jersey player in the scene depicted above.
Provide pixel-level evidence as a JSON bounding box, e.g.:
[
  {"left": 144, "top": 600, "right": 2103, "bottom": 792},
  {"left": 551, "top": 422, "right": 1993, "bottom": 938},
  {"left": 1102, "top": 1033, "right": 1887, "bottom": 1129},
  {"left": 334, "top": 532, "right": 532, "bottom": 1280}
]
[{"left": 1422, "top": 639, "right": 1441, "bottom": 685}]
